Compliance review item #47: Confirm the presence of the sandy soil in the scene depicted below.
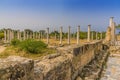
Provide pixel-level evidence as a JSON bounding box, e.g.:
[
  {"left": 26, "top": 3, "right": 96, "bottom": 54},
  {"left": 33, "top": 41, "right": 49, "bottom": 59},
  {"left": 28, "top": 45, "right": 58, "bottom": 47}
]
[{"left": 0, "top": 46, "right": 6, "bottom": 54}]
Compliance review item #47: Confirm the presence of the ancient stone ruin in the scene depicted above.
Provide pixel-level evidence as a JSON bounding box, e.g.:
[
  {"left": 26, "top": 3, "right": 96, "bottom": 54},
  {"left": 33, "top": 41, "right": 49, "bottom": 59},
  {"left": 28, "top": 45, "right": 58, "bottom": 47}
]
[{"left": 0, "top": 40, "right": 109, "bottom": 80}]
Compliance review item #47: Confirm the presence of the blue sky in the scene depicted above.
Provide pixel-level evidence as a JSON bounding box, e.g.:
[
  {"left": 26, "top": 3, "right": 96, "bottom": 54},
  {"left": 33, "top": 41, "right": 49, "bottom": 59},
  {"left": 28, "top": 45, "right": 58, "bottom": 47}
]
[{"left": 0, "top": 0, "right": 120, "bottom": 31}]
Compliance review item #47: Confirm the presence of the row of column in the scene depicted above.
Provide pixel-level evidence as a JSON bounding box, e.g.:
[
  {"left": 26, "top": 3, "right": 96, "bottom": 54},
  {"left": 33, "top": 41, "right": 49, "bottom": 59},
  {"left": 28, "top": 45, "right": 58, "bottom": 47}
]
[
  {"left": 4, "top": 29, "right": 45, "bottom": 43},
  {"left": 4, "top": 29, "right": 15, "bottom": 43},
  {"left": 46, "top": 25, "right": 104, "bottom": 45},
  {"left": 4, "top": 26, "right": 104, "bottom": 44}
]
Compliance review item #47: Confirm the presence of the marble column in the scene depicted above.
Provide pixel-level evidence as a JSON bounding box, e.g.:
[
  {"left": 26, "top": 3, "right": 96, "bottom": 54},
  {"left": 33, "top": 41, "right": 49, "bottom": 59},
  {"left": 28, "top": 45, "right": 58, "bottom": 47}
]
[
  {"left": 9, "top": 30, "right": 13, "bottom": 42},
  {"left": 77, "top": 26, "right": 80, "bottom": 45},
  {"left": 11, "top": 30, "right": 14, "bottom": 40},
  {"left": 96, "top": 32, "right": 98, "bottom": 40},
  {"left": 111, "top": 22, "right": 116, "bottom": 43},
  {"left": 54, "top": 29, "right": 57, "bottom": 40},
  {"left": 91, "top": 32, "right": 94, "bottom": 41},
  {"left": 47, "top": 28, "right": 49, "bottom": 44},
  {"left": 60, "top": 27, "right": 63, "bottom": 45},
  {"left": 87, "top": 25, "right": 91, "bottom": 42},
  {"left": 27, "top": 31, "right": 29, "bottom": 39},
  {"left": 24, "top": 30, "right": 26, "bottom": 40},
  {"left": 35, "top": 32, "right": 37, "bottom": 39},
  {"left": 101, "top": 32, "right": 103, "bottom": 40},
  {"left": 30, "top": 31, "right": 32, "bottom": 39},
  {"left": 33, "top": 32, "right": 35, "bottom": 39},
  {"left": 19, "top": 31, "right": 21, "bottom": 40},
  {"left": 40, "top": 32, "right": 42, "bottom": 40},
  {"left": 110, "top": 17, "right": 114, "bottom": 28},
  {"left": 68, "top": 26, "right": 70, "bottom": 45},
  {"left": 17, "top": 30, "right": 20, "bottom": 40},
  {"left": 4, "top": 29, "right": 7, "bottom": 43},
  {"left": 7, "top": 29, "right": 10, "bottom": 43}
]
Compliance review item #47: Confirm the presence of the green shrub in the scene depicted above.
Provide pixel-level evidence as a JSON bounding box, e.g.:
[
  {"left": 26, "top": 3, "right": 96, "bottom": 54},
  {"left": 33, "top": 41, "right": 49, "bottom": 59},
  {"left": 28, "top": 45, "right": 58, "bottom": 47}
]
[
  {"left": 18, "top": 39, "right": 47, "bottom": 54},
  {"left": 11, "top": 39, "right": 20, "bottom": 46}
]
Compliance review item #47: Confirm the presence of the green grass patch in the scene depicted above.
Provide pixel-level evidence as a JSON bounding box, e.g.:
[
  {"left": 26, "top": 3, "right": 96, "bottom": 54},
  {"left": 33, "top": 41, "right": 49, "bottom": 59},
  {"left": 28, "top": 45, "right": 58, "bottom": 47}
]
[{"left": 0, "top": 39, "right": 56, "bottom": 59}]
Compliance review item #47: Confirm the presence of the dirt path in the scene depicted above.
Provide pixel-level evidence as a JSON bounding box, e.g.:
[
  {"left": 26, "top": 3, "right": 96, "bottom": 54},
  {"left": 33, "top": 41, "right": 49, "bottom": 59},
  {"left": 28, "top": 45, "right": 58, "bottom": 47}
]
[{"left": 0, "top": 46, "right": 6, "bottom": 53}]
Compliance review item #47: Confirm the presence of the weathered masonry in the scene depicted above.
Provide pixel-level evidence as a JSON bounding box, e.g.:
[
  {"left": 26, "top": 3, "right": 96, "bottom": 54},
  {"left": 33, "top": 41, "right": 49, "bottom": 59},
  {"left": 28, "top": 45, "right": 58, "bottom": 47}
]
[{"left": 0, "top": 40, "right": 108, "bottom": 80}]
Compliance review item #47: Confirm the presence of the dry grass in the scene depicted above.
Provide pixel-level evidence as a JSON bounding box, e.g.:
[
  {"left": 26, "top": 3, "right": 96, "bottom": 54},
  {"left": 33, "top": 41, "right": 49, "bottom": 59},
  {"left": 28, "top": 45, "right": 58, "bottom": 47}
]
[
  {"left": 41, "top": 38, "right": 96, "bottom": 46},
  {"left": 0, "top": 46, "right": 56, "bottom": 60},
  {"left": 0, "top": 39, "right": 97, "bottom": 59}
]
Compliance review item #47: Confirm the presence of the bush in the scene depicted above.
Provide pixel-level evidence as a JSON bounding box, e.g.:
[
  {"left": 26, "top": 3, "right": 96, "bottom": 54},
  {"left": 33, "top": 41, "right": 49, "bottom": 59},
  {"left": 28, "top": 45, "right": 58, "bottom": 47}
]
[
  {"left": 18, "top": 39, "right": 47, "bottom": 54},
  {"left": 11, "top": 39, "right": 20, "bottom": 46}
]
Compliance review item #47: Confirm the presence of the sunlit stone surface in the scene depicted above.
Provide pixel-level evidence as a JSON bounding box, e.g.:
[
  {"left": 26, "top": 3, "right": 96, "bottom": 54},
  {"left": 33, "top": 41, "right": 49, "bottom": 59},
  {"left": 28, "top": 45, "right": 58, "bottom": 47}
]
[{"left": 101, "top": 56, "right": 120, "bottom": 80}]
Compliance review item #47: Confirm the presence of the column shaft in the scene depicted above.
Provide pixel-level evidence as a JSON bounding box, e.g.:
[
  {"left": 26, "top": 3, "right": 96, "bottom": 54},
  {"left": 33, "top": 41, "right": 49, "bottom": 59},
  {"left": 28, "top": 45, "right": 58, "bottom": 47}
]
[
  {"left": 87, "top": 25, "right": 91, "bottom": 42},
  {"left": 77, "top": 26, "right": 80, "bottom": 45}
]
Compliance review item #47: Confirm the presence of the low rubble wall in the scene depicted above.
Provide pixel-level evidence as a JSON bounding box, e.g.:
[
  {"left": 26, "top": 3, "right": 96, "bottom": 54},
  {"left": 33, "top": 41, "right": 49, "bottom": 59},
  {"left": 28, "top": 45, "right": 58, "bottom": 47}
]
[{"left": 0, "top": 40, "right": 108, "bottom": 80}]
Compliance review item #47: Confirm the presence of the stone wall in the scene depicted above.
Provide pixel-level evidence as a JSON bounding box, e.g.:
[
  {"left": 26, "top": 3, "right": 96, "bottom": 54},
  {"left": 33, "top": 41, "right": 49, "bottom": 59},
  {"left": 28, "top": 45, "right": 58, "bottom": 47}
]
[
  {"left": 0, "top": 40, "right": 107, "bottom": 80},
  {"left": 0, "top": 56, "right": 34, "bottom": 80}
]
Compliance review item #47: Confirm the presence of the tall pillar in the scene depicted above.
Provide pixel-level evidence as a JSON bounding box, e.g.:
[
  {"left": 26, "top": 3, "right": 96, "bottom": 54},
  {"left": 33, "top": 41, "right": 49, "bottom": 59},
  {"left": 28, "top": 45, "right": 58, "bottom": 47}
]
[
  {"left": 9, "top": 30, "right": 12, "bottom": 42},
  {"left": 54, "top": 29, "right": 57, "bottom": 40},
  {"left": 111, "top": 22, "right": 116, "bottom": 43},
  {"left": 4, "top": 29, "right": 7, "bottom": 43},
  {"left": 38, "top": 31, "right": 40, "bottom": 40},
  {"left": 19, "top": 31, "right": 21, "bottom": 40},
  {"left": 87, "top": 25, "right": 91, "bottom": 42},
  {"left": 17, "top": 30, "right": 20, "bottom": 40},
  {"left": 24, "top": 30, "right": 26, "bottom": 40},
  {"left": 7, "top": 29, "right": 10, "bottom": 43},
  {"left": 91, "top": 31, "right": 94, "bottom": 41},
  {"left": 33, "top": 32, "right": 35, "bottom": 39},
  {"left": 101, "top": 32, "right": 103, "bottom": 40},
  {"left": 110, "top": 17, "right": 114, "bottom": 28},
  {"left": 27, "top": 31, "right": 29, "bottom": 39},
  {"left": 60, "top": 27, "right": 63, "bottom": 45},
  {"left": 47, "top": 28, "right": 49, "bottom": 44},
  {"left": 96, "top": 32, "right": 98, "bottom": 40},
  {"left": 68, "top": 26, "right": 70, "bottom": 45},
  {"left": 11, "top": 30, "right": 14, "bottom": 40},
  {"left": 40, "top": 32, "right": 43, "bottom": 40},
  {"left": 29, "top": 31, "right": 31, "bottom": 39},
  {"left": 77, "top": 26, "right": 80, "bottom": 45},
  {"left": 35, "top": 32, "right": 37, "bottom": 39}
]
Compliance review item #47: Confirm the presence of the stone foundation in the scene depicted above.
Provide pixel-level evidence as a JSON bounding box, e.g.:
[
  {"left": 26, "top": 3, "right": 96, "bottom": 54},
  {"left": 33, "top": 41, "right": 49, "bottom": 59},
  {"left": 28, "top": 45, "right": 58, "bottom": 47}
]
[
  {"left": 0, "top": 56, "right": 34, "bottom": 80},
  {"left": 0, "top": 40, "right": 108, "bottom": 80}
]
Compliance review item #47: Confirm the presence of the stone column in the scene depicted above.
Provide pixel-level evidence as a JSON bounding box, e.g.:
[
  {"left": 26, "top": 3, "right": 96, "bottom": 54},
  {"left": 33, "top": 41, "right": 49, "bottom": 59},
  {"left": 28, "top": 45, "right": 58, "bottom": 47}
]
[
  {"left": 110, "top": 17, "right": 114, "bottom": 28},
  {"left": 101, "top": 32, "right": 103, "bottom": 40},
  {"left": 4, "top": 29, "right": 7, "bottom": 43},
  {"left": 87, "top": 25, "right": 91, "bottom": 42},
  {"left": 9, "top": 30, "right": 13, "bottom": 42},
  {"left": 30, "top": 32, "right": 32, "bottom": 39},
  {"left": 40, "top": 32, "right": 42, "bottom": 40},
  {"left": 47, "top": 28, "right": 49, "bottom": 44},
  {"left": 24, "top": 30, "right": 26, "bottom": 40},
  {"left": 77, "top": 26, "right": 80, "bottom": 45},
  {"left": 17, "top": 30, "right": 20, "bottom": 40},
  {"left": 38, "top": 31, "right": 40, "bottom": 40},
  {"left": 91, "top": 32, "right": 94, "bottom": 41},
  {"left": 54, "top": 29, "right": 57, "bottom": 40},
  {"left": 35, "top": 32, "right": 37, "bottom": 39},
  {"left": 68, "top": 26, "right": 70, "bottom": 45},
  {"left": 60, "top": 27, "right": 63, "bottom": 45},
  {"left": 33, "top": 32, "right": 35, "bottom": 39},
  {"left": 7, "top": 29, "right": 10, "bottom": 43},
  {"left": 11, "top": 30, "right": 14, "bottom": 40},
  {"left": 19, "top": 32, "right": 21, "bottom": 40},
  {"left": 27, "top": 31, "right": 29, "bottom": 39},
  {"left": 111, "top": 22, "right": 116, "bottom": 43},
  {"left": 96, "top": 32, "right": 98, "bottom": 40}
]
